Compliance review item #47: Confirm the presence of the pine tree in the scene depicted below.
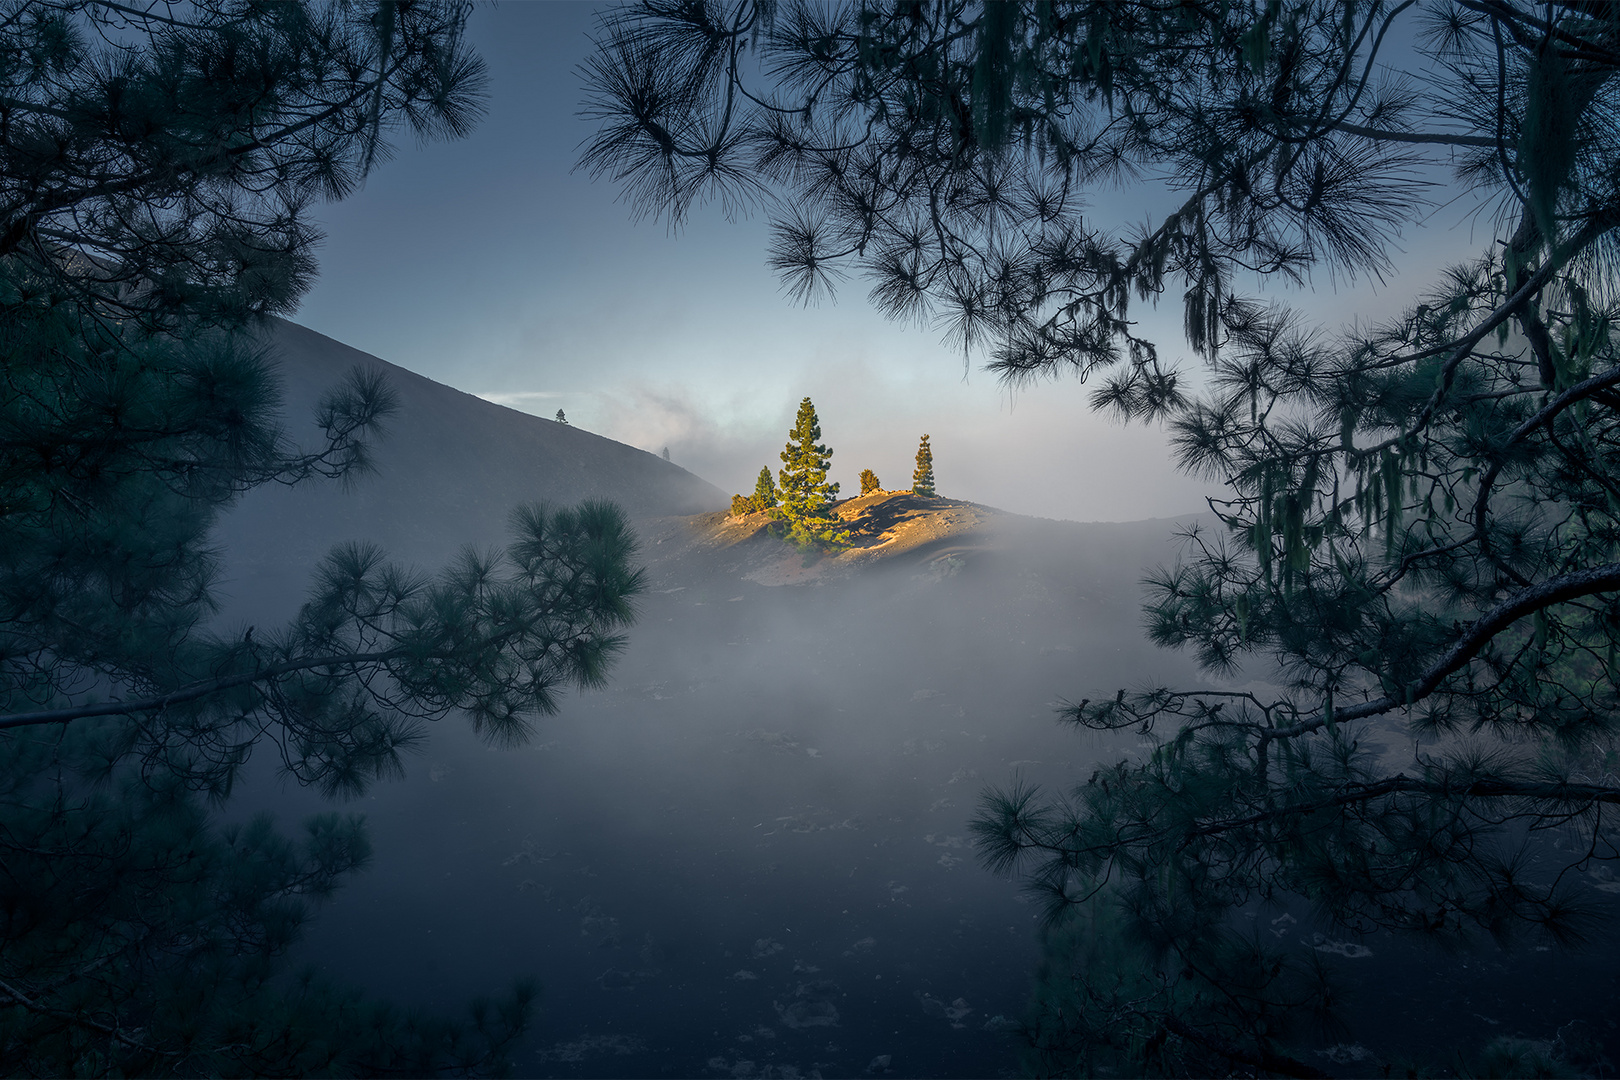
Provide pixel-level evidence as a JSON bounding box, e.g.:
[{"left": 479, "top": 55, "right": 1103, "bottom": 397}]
[
  {"left": 586, "top": 2, "right": 1620, "bottom": 1070},
  {"left": 751, "top": 466, "right": 779, "bottom": 511},
  {"left": 859, "top": 469, "right": 881, "bottom": 495},
  {"left": 776, "top": 397, "right": 847, "bottom": 549},
  {"left": 555, "top": 409, "right": 568, "bottom": 424},
  {"left": 911, "top": 436, "right": 936, "bottom": 497},
  {"left": 0, "top": 3, "right": 631, "bottom": 1070},
  {"left": 777, "top": 398, "right": 838, "bottom": 518},
  {"left": 730, "top": 494, "right": 752, "bottom": 517}
]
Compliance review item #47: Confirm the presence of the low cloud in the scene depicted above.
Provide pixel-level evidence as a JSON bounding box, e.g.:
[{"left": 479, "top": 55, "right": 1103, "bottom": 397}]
[
  {"left": 475, "top": 390, "right": 567, "bottom": 407},
  {"left": 588, "top": 383, "right": 780, "bottom": 490}
]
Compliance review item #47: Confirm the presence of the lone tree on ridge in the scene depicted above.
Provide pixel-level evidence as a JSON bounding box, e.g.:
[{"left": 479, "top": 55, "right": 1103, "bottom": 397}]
[{"left": 859, "top": 469, "right": 881, "bottom": 495}]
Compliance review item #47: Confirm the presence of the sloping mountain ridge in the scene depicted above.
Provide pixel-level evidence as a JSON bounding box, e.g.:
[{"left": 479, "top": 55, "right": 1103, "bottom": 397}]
[
  {"left": 214, "top": 318, "right": 727, "bottom": 620},
  {"left": 215, "top": 319, "right": 1156, "bottom": 617}
]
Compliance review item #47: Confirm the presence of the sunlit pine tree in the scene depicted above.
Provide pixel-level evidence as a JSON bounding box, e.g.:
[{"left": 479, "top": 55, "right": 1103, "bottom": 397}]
[{"left": 776, "top": 397, "right": 846, "bottom": 548}]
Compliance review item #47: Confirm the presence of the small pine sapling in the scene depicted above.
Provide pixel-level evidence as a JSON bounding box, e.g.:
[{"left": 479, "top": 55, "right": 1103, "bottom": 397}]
[
  {"left": 751, "top": 466, "right": 779, "bottom": 511},
  {"left": 859, "top": 469, "right": 881, "bottom": 495}
]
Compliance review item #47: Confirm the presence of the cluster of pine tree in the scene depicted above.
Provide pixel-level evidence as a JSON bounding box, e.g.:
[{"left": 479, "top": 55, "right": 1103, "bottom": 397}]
[
  {"left": 727, "top": 398, "right": 846, "bottom": 548},
  {"left": 730, "top": 466, "right": 780, "bottom": 517},
  {"left": 730, "top": 401, "right": 940, "bottom": 549},
  {"left": 858, "top": 434, "right": 937, "bottom": 498}
]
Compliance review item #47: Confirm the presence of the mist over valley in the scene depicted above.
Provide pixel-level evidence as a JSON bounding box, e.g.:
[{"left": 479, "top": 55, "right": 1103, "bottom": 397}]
[
  {"left": 211, "top": 324, "right": 1620, "bottom": 1078},
  {"left": 214, "top": 322, "right": 1204, "bottom": 1076}
]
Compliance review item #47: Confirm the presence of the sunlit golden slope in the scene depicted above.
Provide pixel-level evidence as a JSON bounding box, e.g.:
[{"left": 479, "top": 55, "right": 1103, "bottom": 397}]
[{"left": 639, "top": 492, "right": 1015, "bottom": 587}]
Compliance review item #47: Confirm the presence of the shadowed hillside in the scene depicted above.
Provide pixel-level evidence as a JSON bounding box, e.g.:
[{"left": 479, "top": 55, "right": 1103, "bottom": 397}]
[{"left": 214, "top": 318, "right": 726, "bottom": 621}]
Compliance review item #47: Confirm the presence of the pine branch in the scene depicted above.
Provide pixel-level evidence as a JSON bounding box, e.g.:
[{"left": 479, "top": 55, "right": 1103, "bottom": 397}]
[
  {"left": 1470, "top": 364, "right": 1620, "bottom": 536},
  {"left": 1325, "top": 121, "right": 1502, "bottom": 149},
  {"left": 1185, "top": 774, "right": 1620, "bottom": 843},
  {"left": 0, "top": 71, "right": 397, "bottom": 260},
  {"left": 1380, "top": 211, "right": 1620, "bottom": 449},
  {"left": 1261, "top": 561, "right": 1620, "bottom": 741},
  {"left": 0, "top": 650, "right": 411, "bottom": 731},
  {"left": 0, "top": 976, "right": 179, "bottom": 1059}
]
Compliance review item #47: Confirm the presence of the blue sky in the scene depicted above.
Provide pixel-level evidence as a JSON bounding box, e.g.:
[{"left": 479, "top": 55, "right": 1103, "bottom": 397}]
[{"left": 291, "top": 2, "right": 1483, "bottom": 522}]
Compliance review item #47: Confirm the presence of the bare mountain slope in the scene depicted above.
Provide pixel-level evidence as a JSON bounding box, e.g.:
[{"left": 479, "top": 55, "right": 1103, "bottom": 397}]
[{"left": 214, "top": 318, "right": 726, "bottom": 620}]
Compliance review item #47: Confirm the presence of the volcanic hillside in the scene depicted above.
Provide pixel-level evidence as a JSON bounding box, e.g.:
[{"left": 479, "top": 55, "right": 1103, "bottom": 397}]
[{"left": 214, "top": 318, "right": 726, "bottom": 620}]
